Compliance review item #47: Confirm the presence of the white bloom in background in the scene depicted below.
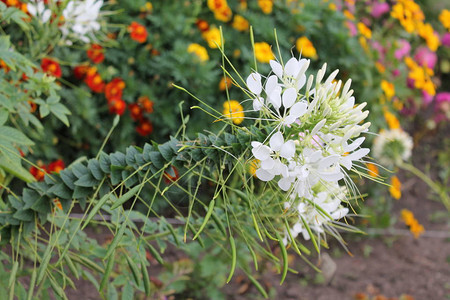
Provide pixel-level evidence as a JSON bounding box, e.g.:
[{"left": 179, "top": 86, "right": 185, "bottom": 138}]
[
  {"left": 28, "top": 0, "right": 51, "bottom": 23},
  {"left": 60, "top": 0, "right": 103, "bottom": 44},
  {"left": 372, "top": 129, "right": 413, "bottom": 166}
]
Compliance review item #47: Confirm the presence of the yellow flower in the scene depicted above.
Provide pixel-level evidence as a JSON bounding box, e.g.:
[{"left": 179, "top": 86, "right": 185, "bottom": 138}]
[
  {"left": 207, "top": 0, "right": 232, "bottom": 22},
  {"left": 202, "top": 27, "right": 223, "bottom": 49},
  {"left": 359, "top": 36, "right": 368, "bottom": 52},
  {"left": 409, "top": 221, "right": 424, "bottom": 238},
  {"left": 404, "top": 57, "right": 436, "bottom": 96},
  {"left": 381, "top": 80, "right": 395, "bottom": 99},
  {"left": 400, "top": 209, "right": 424, "bottom": 238},
  {"left": 248, "top": 159, "right": 260, "bottom": 177},
  {"left": 375, "top": 62, "right": 386, "bottom": 73},
  {"left": 219, "top": 76, "right": 232, "bottom": 91},
  {"left": 357, "top": 22, "right": 372, "bottom": 39},
  {"left": 389, "top": 175, "right": 402, "bottom": 200},
  {"left": 295, "top": 37, "right": 317, "bottom": 58},
  {"left": 232, "top": 15, "right": 249, "bottom": 31},
  {"left": 254, "top": 42, "right": 275, "bottom": 63},
  {"left": 258, "top": 0, "right": 273, "bottom": 14},
  {"left": 439, "top": 9, "right": 450, "bottom": 30},
  {"left": 417, "top": 23, "right": 440, "bottom": 51},
  {"left": 391, "top": 0, "right": 425, "bottom": 33},
  {"left": 343, "top": 9, "right": 355, "bottom": 20},
  {"left": 223, "top": 100, "right": 244, "bottom": 125},
  {"left": 187, "top": 43, "right": 209, "bottom": 62},
  {"left": 140, "top": 2, "right": 153, "bottom": 12},
  {"left": 400, "top": 209, "right": 414, "bottom": 225},
  {"left": 366, "top": 163, "right": 379, "bottom": 178},
  {"left": 328, "top": 3, "right": 337, "bottom": 11},
  {"left": 383, "top": 109, "right": 400, "bottom": 129}
]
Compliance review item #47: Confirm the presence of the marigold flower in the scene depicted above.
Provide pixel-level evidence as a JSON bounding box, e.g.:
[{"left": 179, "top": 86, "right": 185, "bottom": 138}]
[
  {"left": 86, "top": 44, "right": 105, "bottom": 64},
  {"left": 417, "top": 23, "right": 440, "bottom": 51},
  {"left": 0, "top": 59, "right": 10, "bottom": 73},
  {"left": 108, "top": 97, "right": 126, "bottom": 115},
  {"left": 295, "top": 37, "right": 317, "bottom": 58},
  {"left": 381, "top": 80, "right": 395, "bottom": 100},
  {"left": 248, "top": 159, "right": 259, "bottom": 177},
  {"left": 30, "top": 162, "right": 47, "bottom": 181},
  {"left": 48, "top": 159, "right": 65, "bottom": 173},
  {"left": 136, "top": 118, "right": 153, "bottom": 136},
  {"left": 128, "top": 21, "right": 148, "bottom": 43},
  {"left": 389, "top": 175, "right": 401, "bottom": 199},
  {"left": 187, "top": 43, "right": 209, "bottom": 62},
  {"left": 343, "top": 9, "right": 355, "bottom": 20},
  {"left": 404, "top": 57, "right": 436, "bottom": 96},
  {"left": 439, "top": 9, "right": 450, "bottom": 30},
  {"left": 73, "top": 65, "right": 89, "bottom": 80},
  {"left": 232, "top": 15, "right": 249, "bottom": 32},
  {"left": 366, "top": 163, "right": 379, "bottom": 177},
  {"left": 41, "top": 58, "right": 62, "bottom": 78},
  {"left": 219, "top": 76, "right": 232, "bottom": 91},
  {"left": 375, "top": 62, "right": 385, "bottom": 73},
  {"left": 105, "top": 78, "right": 126, "bottom": 101},
  {"left": 391, "top": 0, "right": 424, "bottom": 33},
  {"left": 357, "top": 22, "right": 372, "bottom": 39},
  {"left": 383, "top": 109, "right": 400, "bottom": 129},
  {"left": 129, "top": 103, "right": 143, "bottom": 121},
  {"left": 138, "top": 96, "right": 154, "bottom": 113},
  {"left": 258, "top": 0, "right": 273, "bottom": 14},
  {"left": 223, "top": 100, "right": 244, "bottom": 125},
  {"left": 195, "top": 19, "right": 210, "bottom": 32},
  {"left": 207, "top": 0, "right": 232, "bottom": 22},
  {"left": 84, "top": 67, "right": 105, "bottom": 93},
  {"left": 400, "top": 209, "right": 414, "bottom": 225},
  {"left": 400, "top": 209, "right": 424, "bottom": 238},
  {"left": 164, "top": 166, "right": 179, "bottom": 184},
  {"left": 202, "top": 27, "right": 223, "bottom": 49},
  {"left": 254, "top": 42, "right": 275, "bottom": 63},
  {"left": 52, "top": 198, "right": 63, "bottom": 211}
]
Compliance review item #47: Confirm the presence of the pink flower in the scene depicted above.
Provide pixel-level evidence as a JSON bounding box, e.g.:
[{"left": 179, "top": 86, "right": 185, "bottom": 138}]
[
  {"left": 345, "top": 21, "right": 357, "bottom": 36},
  {"left": 436, "top": 92, "right": 450, "bottom": 104},
  {"left": 394, "top": 39, "right": 410, "bottom": 60},
  {"left": 422, "top": 91, "right": 434, "bottom": 106},
  {"left": 434, "top": 92, "right": 450, "bottom": 123},
  {"left": 371, "top": 2, "right": 389, "bottom": 18},
  {"left": 414, "top": 46, "right": 437, "bottom": 69},
  {"left": 392, "top": 69, "right": 401, "bottom": 77},
  {"left": 372, "top": 41, "right": 386, "bottom": 61},
  {"left": 441, "top": 33, "right": 450, "bottom": 47}
]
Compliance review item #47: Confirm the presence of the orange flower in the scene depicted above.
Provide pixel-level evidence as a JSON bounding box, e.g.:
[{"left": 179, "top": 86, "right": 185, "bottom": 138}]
[
  {"left": 129, "top": 103, "right": 143, "bottom": 121},
  {"left": 219, "top": 76, "right": 232, "bottom": 91},
  {"left": 87, "top": 44, "right": 105, "bottom": 64},
  {"left": 258, "top": 0, "right": 273, "bottom": 14},
  {"left": 232, "top": 15, "right": 249, "bottom": 32},
  {"left": 108, "top": 97, "right": 126, "bottom": 115},
  {"left": 0, "top": 59, "right": 10, "bottom": 73},
  {"left": 128, "top": 21, "right": 148, "bottom": 43},
  {"left": 84, "top": 67, "right": 105, "bottom": 93},
  {"left": 164, "top": 166, "right": 179, "bottom": 184},
  {"left": 138, "top": 96, "right": 154, "bottom": 113},
  {"left": 366, "top": 163, "right": 379, "bottom": 177},
  {"left": 195, "top": 19, "right": 210, "bottom": 32},
  {"left": 30, "top": 162, "right": 47, "bottom": 181},
  {"left": 105, "top": 78, "right": 126, "bottom": 101},
  {"left": 136, "top": 118, "right": 153, "bottom": 136},
  {"left": 383, "top": 109, "right": 400, "bottom": 129},
  {"left": 73, "top": 65, "right": 89, "bottom": 80},
  {"left": 254, "top": 42, "right": 275, "bottom": 63},
  {"left": 41, "top": 58, "right": 62, "bottom": 78},
  {"left": 52, "top": 198, "right": 63, "bottom": 211},
  {"left": 389, "top": 175, "right": 401, "bottom": 200},
  {"left": 48, "top": 159, "right": 65, "bottom": 173}
]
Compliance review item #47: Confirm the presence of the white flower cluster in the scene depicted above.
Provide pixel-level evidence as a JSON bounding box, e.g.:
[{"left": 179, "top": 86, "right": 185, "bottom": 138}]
[
  {"left": 372, "top": 129, "right": 413, "bottom": 166},
  {"left": 246, "top": 57, "right": 371, "bottom": 241},
  {"left": 28, "top": 0, "right": 103, "bottom": 44}
]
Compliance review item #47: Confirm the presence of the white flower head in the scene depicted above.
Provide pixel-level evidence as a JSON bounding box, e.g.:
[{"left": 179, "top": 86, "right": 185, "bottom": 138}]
[{"left": 372, "top": 129, "right": 413, "bottom": 166}]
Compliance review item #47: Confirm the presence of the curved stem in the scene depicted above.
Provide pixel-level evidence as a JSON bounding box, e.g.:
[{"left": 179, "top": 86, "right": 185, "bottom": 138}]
[{"left": 399, "top": 162, "right": 450, "bottom": 211}]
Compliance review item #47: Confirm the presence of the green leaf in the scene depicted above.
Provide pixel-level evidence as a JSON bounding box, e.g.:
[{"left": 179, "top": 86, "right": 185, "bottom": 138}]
[
  {"left": 110, "top": 185, "right": 142, "bottom": 210},
  {"left": 0, "top": 157, "right": 36, "bottom": 183},
  {"left": 49, "top": 103, "right": 71, "bottom": 127},
  {"left": 0, "top": 109, "right": 7, "bottom": 126},
  {"left": 0, "top": 126, "right": 33, "bottom": 145}
]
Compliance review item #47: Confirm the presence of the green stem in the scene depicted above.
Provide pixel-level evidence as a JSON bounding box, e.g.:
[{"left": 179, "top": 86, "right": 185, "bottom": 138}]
[{"left": 399, "top": 162, "right": 450, "bottom": 211}]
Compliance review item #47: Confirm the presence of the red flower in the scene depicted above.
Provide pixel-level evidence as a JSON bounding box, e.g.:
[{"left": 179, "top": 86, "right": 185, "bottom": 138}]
[
  {"left": 105, "top": 78, "right": 126, "bottom": 101},
  {"left": 41, "top": 58, "right": 62, "bottom": 78},
  {"left": 164, "top": 166, "right": 179, "bottom": 184},
  {"left": 128, "top": 21, "right": 148, "bottom": 43},
  {"left": 196, "top": 19, "right": 210, "bottom": 32},
  {"left": 136, "top": 118, "right": 153, "bottom": 136},
  {"left": 48, "top": 159, "right": 65, "bottom": 173},
  {"left": 30, "top": 163, "right": 47, "bottom": 181},
  {"left": 87, "top": 44, "right": 105, "bottom": 64},
  {"left": 129, "top": 103, "right": 143, "bottom": 121},
  {"left": 138, "top": 96, "right": 154, "bottom": 113},
  {"left": 84, "top": 67, "right": 105, "bottom": 93},
  {"left": 108, "top": 97, "right": 126, "bottom": 115},
  {"left": 73, "top": 65, "right": 89, "bottom": 80}
]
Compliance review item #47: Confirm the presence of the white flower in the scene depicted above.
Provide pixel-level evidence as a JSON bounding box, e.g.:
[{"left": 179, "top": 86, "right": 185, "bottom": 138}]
[
  {"left": 372, "top": 129, "right": 413, "bottom": 166},
  {"left": 28, "top": 0, "right": 51, "bottom": 23},
  {"left": 60, "top": 0, "right": 103, "bottom": 44}
]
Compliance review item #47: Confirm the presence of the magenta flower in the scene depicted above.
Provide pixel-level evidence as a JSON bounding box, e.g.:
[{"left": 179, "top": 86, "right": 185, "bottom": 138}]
[
  {"left": 345, "top": 21, "right": 357, "bottom": 36},
  {"left": 414, "top": 46, "right": 437, "bottom": 69},
  {"left": 422, "top": 91, "right": 434, "bottom": 106},
  {"left": 434, "top": 92, "right": 450, "bottom": 123},
  {"left": 394, "top": 39, "right": 411, "bottom": 60},
  {"left": 442, "top": 33, "right": 450, "bottom": 48},
  {"left": 371, "top": 2, "right": 390, "bottom": 18}
]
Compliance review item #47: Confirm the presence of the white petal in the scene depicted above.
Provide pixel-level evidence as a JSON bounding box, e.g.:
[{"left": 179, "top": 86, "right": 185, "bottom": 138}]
[
  {"left": 278, "top": 177, "right": 293, "bottom": 191},
  {"left": 255, "top": 169, "right": 275, "bottom": 181},
  {"left": 318, "top": 170, "right": 344, "bottom": 182},
  {"left": 318, "top": 155, "right": 340, "bottom": 169},
  {"left": 270, "top": 60, "right": 283, "bottom": 79},
  {"left": 28, "top": 5, "right": 37, "bottom": 16},
  {"left": 265, "top": 75, "right": 278, "bottom": 94},
  {"left": 282, "top": 88, "right": 297, "bottom": 109},
  {"left": 261, "top": 157, "right": 275, "bottom": 170},
  {"left": 246, "top": 72, "right": 262, "bottom": 95},
  {"left": 289, "top": 102, "right": 307, "bottom": 118},
  {"left": 42, "top": 10, "right": 51, "bottom": 23},
  {"left": 269, "top": 131, "right": 284, "bottom": 151},
  {"left": 280, "top": 140, "right": 296, "bottom": 159},
  {"left": 253, "top": 96, "right": 264, "bottom": 111},
  {"left": 296, "top": 74, "right": 306, "bottom": 91},
  {"left": 340, "top": 157, "right": 352, "bottom": 170},
  {"left": 311, "top": 119, "right": 326, "bottom": 136},
  {"left": 331, "top": 207, "right": 348, "bottom": 219},
  {"left": 346, "top": 148, "right": 370, "bottom": 162},
  {"left": 252, "top": 144, "right": 271, "bottom": 161},
  {"left": 268, "top": 86, "right": 282, "bottom": 109},
  {"left": 344, "top": 137, "right": 365, "bottom": 152},
  {"left": 285, "top": 57, "right": 299, "bottom": 77}
]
